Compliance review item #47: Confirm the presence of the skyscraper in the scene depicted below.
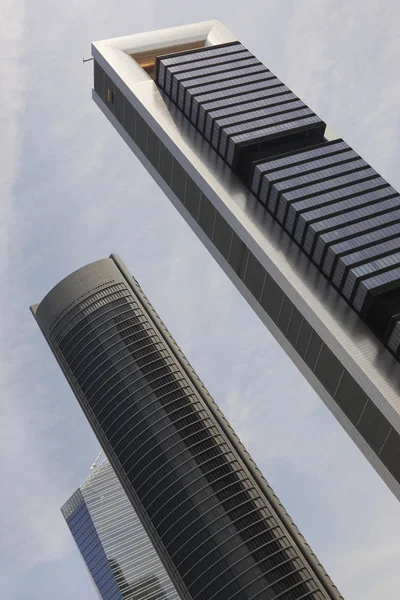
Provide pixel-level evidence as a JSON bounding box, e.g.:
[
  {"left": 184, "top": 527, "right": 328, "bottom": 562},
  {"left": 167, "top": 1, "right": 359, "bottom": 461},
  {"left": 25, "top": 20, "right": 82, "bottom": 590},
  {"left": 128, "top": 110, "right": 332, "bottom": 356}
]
[
  {"left": 62, "top": 458, "right": 179, "bottom": 600},
  {"left": 90, "top": 21, "right": 400, "bottom": 500},
  {"left": 31, "top": 254, "right": 343, "bottom": 600}
]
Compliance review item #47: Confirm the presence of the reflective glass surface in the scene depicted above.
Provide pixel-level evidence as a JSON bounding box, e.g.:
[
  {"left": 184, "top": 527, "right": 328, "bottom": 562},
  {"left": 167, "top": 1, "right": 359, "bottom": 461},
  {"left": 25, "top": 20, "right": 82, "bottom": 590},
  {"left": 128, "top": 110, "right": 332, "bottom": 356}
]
[{"left": 62, "top": 459, "right": 179, "bottom": 600}]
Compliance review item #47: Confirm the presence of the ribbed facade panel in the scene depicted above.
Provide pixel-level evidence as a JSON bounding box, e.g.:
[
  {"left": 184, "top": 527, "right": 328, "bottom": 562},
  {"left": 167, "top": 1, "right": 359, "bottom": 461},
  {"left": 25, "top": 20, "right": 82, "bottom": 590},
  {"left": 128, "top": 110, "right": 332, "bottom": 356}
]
[
  {"left": 154, "top": 36, "right": 400, "bottom": 359},
  {"left": 156, "top": 42, "right": 326, "bottom": 168},
  {"left": 34, "top": 257, "right": 342, "bottom": 600},
  {"left": 251, "top": 142, "right": 400, "bottom": 324},
  {"left": 62, "top": 459, "right": 177, "bottom": 600}
]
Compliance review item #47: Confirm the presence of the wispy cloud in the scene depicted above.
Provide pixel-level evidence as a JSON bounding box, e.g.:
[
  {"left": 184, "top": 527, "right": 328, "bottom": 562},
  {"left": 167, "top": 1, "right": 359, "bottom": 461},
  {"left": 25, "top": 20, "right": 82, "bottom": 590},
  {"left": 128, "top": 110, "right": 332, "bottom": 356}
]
[{"left": 1, "top": 2, "right": 400, "bottom": 600}]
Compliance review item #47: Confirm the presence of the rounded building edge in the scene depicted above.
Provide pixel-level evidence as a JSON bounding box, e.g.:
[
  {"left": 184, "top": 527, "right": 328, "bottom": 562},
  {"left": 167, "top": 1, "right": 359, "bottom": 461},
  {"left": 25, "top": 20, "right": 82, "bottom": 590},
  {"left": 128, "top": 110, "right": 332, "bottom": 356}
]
[{"left": 31, "top": 257, "right": 127, "bottom": 337}]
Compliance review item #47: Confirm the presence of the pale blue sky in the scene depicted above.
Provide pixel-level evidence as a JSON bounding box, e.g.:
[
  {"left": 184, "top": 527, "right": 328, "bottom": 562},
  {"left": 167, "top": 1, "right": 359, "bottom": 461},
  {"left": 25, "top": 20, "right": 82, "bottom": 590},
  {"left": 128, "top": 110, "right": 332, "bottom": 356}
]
[{"left": 1, "top": 1, "right": 400, "bottom": 599}]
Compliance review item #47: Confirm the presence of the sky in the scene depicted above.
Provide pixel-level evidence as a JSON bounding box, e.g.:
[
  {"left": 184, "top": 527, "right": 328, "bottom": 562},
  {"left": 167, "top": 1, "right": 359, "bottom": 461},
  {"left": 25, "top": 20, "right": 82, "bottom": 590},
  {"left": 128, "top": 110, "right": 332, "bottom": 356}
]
[{"left": 1, "top": 1, "right": 400, "bottom": 599}]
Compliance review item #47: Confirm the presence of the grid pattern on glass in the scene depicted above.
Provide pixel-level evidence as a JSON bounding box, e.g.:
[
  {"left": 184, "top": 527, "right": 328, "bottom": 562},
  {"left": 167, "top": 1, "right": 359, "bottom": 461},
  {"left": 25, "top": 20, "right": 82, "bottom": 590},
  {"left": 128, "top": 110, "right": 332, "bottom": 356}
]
[
  {"left": 193, "top": 77, "right": 285, "bottom": 127},
  {"left": 187, "top": 73, "right": 280, "bottom": 122},
  {"left": 63, "top": 459, "right": 178, "bottom": 600},
  {"left": 252, "top": 143, "right": 400, "bottom": 320},
  {"left": 156, "top": 43, "right": 325, "bottom": 167},
  {"left": 46, "top": 263, "right": 334, "bottom": 600},
  {"left": 200, "top": 87, "right": 294, "bottom": 137},
  {"left": 92, "top": 60, "right": 400, "bottom": 481}
]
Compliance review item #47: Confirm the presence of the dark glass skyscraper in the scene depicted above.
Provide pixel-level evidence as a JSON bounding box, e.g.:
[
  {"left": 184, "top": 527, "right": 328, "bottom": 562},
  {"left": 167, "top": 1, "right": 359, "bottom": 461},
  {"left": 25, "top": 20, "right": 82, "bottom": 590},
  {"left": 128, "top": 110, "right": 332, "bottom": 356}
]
[
  {"left": 62, "top": 458, "right": 180, "bottom": 600},
  {"left": 90, "top": 21, "right": 400, "bottom": 500},
  {"left": 31, "top": 254, "right": 343, "bottom": 600}
]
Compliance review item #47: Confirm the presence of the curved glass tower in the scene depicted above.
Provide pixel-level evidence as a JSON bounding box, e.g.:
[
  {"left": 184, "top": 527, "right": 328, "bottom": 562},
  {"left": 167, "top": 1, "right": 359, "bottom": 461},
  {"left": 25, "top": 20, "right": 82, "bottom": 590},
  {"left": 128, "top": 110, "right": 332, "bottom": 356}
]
[
  {"left": 31, "top": 254, "right": 342, "bottom": 600},
  {"left": 62, "top": 458, "right": 180, "bottom": 600}
]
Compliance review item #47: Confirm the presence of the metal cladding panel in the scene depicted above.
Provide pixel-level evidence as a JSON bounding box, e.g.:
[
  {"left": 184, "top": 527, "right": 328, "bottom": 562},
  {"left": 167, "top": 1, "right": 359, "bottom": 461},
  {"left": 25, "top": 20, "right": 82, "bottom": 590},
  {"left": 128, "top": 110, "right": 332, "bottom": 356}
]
[
  {"left": 156, "top": 42, "right": 326, "bottom": 167},
  {"left": 33, "top": 256, "right": 341, "bottom": 600},
  {"left": 252, "top": 143, "right": 400, "bottom": 318}
]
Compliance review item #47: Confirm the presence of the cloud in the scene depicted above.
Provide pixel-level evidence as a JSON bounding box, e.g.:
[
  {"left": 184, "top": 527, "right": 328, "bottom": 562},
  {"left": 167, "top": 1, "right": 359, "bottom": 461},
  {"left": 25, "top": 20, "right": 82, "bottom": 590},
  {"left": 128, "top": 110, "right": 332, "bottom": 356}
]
[{"left": 1, "top": 2, "right": 400, "bottom": 600}]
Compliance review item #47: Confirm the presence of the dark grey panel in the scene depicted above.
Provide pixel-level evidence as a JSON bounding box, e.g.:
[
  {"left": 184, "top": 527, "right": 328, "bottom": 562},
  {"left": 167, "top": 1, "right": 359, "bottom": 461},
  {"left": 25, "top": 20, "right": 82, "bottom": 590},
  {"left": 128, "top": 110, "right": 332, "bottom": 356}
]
[
  {"left": 304, "top": 332, "right": 323, "bottom": 371},
  {"left": 114, "top": 85, "right": 124, "bottom": 125},
  {"left": 294, "top": 186, "right": 395, "bottom": 245},
  {"left": 184, "top": 176, "right": 201, "bottom": 219},
  {"left": 159, "top": 143, "right": 174, "bottom": 186},
  {"left": 275, "top": 169, "right": 378, "bottom": 222},
  {"left": 342, "top": 251, "right": 400, "bottom": 302},
  {"left": 285, "top": 178, "right": 387, "bottom": 234},
  {"left": 170, "top": 159, "right": 187, "bottom": 202},
  {"left": 315, "top": 209, "right": 400, "bottom": 271},
  {"left": 157, "top": 43, "right": 246, "bottom": 88},
  {"left": 135, "top": 113, "right": 148, "bottom": 154},
  {"left": 314, "top": 345, "right": 344, "bottom": 396},
  {"left": 295, "top": 319, "right": 313, "bottom": 359},
  {"left": 165, "top": 49, "right": 252, "bottom": 94},
  {"left": 178, "top": 64, "right": 268, "bottom": 110},
  {"left": 277, "top": 297, "right": 294, "bottom": 335},
  {"left": 332, "top": 236, "right": 400, "bottom": 290},
  {"left": 219, "top": 107, "right": 314, "bottom": 158},
  {"left": 174, "top": 57, "right": 263, "bottom": 107},
  {"left": 104, "top": 72, "right": 115, "bottom": 114},
  {"left": 198, "top": 194, "right": 216, "bottom": 238},
  {"left": 172, "top": 55, "right": 259, "bottom": 86},
  {"left": 213, "top": 212, "right": 233, "bottom": 260},
  {"left": 286, "top": 307, "right": 303, "bottom": 347},
  {"left": 194, "top": 77, "right": 283, "bottom": 125},
  {"left": 124, "top": 101, "right": 136, "bottom": 140},
  {"left": 380, "top": 428, "right": 400, "bottom": 481},
  {"left": 184, "top": 71, "right": 273, "bottom": 118},
  {"left": 265, "top": 159, "right": 369, "bottom": 215},
  {"left": 357, "top": 401, "right": 391, "bottom": 453},
  {"left": 353, "top": 266, "right": 400, "bottom": 313},
  {"left": 252, "top": 141, "right": 348, "bottom": 198},
  {"left": 201, "top": 88, "right": 292, "bottom": 135},
  {"left": 258, "top": 149, "right": 357, "bottom": 203},
  {"left": 388, "top": 321, "right": 400, "bottom": 355},
  {"left": 211, "top": 101, "right": 306, "bottom": 149},
  {"left": 244, "top": 253, "right": 266, "bottom": 301},
  {"left": 253, "top": 140, "right": 348, "bottom": 178},
  {"left": 159, "top": 42, "right": 245, "bottom": 69},
  {"left": 303, "top": 196, "right": 400, "bottom": 257},
  {"left": 334, "top": 372, "right": 368, "bottom": 425},
  {"left": 93, "top": 60, "right": 105, "bottom": 101},
  {"left": 322, "top": 221, "right": 400, "bottom": 279},
  {"left": 228, "top": 232, "right": 249, "bottom": 278},
  {"left": 260, "top": 274, "right": 284, "bottom": 323},
  {"left": 226, "top": 115, "right": 324, "bottom": 166},
  {"left": 146, "top": 128, "right": 161, "bottom": 169}
]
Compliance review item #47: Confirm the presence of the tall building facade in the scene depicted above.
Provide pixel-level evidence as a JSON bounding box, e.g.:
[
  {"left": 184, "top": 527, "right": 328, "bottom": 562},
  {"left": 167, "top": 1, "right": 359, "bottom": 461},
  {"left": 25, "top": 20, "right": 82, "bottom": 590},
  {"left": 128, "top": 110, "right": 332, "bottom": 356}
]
[
  {"left": 62, "top": 458, "right": 180, "bottom": 600},
  {"left": 90, "top": 21, "right": 400, "bottom": 500},
  {"left": 31, "top": 254, "right": 343, "bottom": 600}
]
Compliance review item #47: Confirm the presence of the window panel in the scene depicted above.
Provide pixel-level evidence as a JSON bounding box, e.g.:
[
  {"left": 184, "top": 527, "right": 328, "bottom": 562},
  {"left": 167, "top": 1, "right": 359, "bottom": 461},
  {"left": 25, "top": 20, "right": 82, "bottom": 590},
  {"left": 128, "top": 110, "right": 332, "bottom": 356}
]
[
  {"left": 229, "top": 233, "right": 249, "bottom": 279},
  {"left": 357, "top": 401, "right": 391, "bottom": 453},
  {"left": 213, "top": 213, "right": 233, "bottom": 260},
  {"left": 334, "top": 371, "right": 368, "bottom": 425},
  {"left": 158, "top": 143, "right": 174, "bottom": 185},
  {"left": 198, "top": 195, "right": 216, "bottom": 239},
  {"left": 244, "top": 254, "right": 266, "bottom": 301},
  {"left": 260, "top": 274, "right": 284, "bottom": 323},
  {"left": 185, "top": 176, "right": 201, "bottom": 220}
]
